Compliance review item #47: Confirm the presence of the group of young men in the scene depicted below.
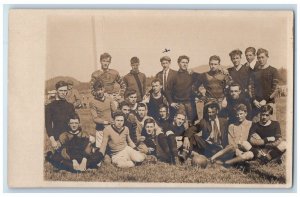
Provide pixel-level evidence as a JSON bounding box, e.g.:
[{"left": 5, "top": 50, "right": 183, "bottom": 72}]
[{"left": 45, "top": 47, "right": 286, "bottom": 173}]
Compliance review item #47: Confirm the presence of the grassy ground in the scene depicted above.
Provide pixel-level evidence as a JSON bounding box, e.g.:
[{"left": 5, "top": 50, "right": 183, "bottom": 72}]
[{"left": 44, "top": 97, "right": 288, "bottom": 184}]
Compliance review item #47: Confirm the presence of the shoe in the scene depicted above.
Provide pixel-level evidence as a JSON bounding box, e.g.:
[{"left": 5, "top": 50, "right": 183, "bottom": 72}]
[
  {"left": 258, "top": 155, "right": 269, "bottom": 165},
  {"left": 45, "top": 151, "right": 53, "bottom": 162},
  {"left": 178, "top": 149, "right": 189, "bottom": 162}
]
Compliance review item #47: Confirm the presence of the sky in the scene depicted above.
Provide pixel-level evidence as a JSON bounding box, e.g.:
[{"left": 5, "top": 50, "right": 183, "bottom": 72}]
[{"left": 46, "top": 10, "right": 293, "bottom": 82}]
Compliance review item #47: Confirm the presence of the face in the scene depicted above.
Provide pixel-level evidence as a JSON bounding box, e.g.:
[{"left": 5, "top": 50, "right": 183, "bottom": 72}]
[
  {"left": 127, "top": 94, "right": 137, "bottom": 105},
  {"left": 100, "top": 57, "right": 111, "bottom": 70},
  {"left": 137, "top": 107, "right": 147, "bottom": 119},
  {"left": 95, "top": 87, "right": 105, "bottom": 99},
  {"left": 207, "top": 107, "right": 218, "bottom": 121},
  {"left": 178, "top": 59, "right": 189, "bottom": 71},
  {"left": 69, "top": 119, "right": 80, "bottom": 131},
  {"left": 114, "top": 116, "right": 125, "bottom": 129},
  {"left": 67, "top": 84, "right": 73, "bottom": 90},
  {"left": 159, "top": 107, "right": 168, "bottom": 119},
  {"left": 236, "top": 110, "right": 247, "bottom": 123},
  {"left": 161, "top": 60, "right": 170, "bottom": 70},
  {"left": 152, "top": 81, "right": 162, "bottom": 94},
  {"left": 131, "top": 62, "right": 139, "bottom": 72},
  {"left": 231, "top": 55, "right": 241, "bottom": 67},
  {"left": 121, "top": 105, "right": 130, "bottom": 116},
  {"left": 245, "top": 52, "right": 255, "bottom": 63},
  {"left": 57, "top": 86, "right": 68, "bottom": 100},
  {"left": 257, "top": 53, "right": 268, "bottom": 67},
  {"left": 260, "top": 112, "right": 271, "bottom": 125},
  {"left": 229, "top": 86, "right": 241, "bottom": 99},
  {"left": 174, "top": 114, "right": 186, "bottom": 127},
  {"left": 145, "top": 123, "right": 155, "bottom": 135},
  {"left": 209, "top": 59, "right": 220, "bottom": 72}
]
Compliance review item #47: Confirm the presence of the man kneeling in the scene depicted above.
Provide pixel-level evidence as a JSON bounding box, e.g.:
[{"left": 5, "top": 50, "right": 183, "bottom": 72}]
[{"left": 99, "top": 111, "right": 146, "bottom": 168}]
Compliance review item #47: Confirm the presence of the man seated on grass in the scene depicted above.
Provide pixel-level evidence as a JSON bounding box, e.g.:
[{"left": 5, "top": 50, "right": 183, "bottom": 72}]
[
  {"left": 89, "top": 79, "right": 117, "bottom": 149},
  {"left": 138, "top": 118, "right": 172, "bottom": 164},
  {"left": 249, "top": 104, "right": 286, "bottom": 164},
  {"left": 119, "top": 101, "right": 138, "bottom": 144},
  {"left": 45, "top": 114, "right": 102, "bottom": 172},
  {"left": 210, "top": 104, "right": 254, "bottom": 167},
  {"left": 161, "top": 110, "right": 189, "bottom": 164},
  {"left": 143, "top": 78, "right": 169, "bottom": 122},
  {"left": 99, "top": 111, "right": 145, "bottom": 168},
  {"left": 183, "top": 101, "right": 229, "bottom": 160}
]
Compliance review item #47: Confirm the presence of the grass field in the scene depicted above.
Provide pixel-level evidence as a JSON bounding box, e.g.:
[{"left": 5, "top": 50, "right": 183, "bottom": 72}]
[{"left": 44, "top": 97, "right": 288, "bottom": 184}]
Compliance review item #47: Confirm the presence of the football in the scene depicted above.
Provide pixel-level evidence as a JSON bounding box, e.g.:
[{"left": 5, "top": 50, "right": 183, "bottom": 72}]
[{"left": 191, "top": 154, "right": 208, "bottom": 168}]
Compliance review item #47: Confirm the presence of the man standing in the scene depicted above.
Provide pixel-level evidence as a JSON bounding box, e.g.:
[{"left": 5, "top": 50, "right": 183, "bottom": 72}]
[
  {"left": 249, "top": 48, "right": 279, "bottom": 121},
  {"left": 65, "top": 80, "right": 82, "bottom": 109},
  {"left": 195, "top": 55, "right": 232, "bottom": 107},
  {"left": 227, "top": 49, "right": 251, "bottom": 94},
  {"left": 123, "top": 57, "right": 147, "bottom": 102},
  {"left": 155, "top": 56, "right": 177, "bottom": 92},
  {"left": 90, "top": 52, "right": 126, "bottom": 97},
  {"left": 244, "top": 47, "right": 259, "bottom": 70},
  {"left": 45, "top": 81, "right": 76, "bottom": 149},
  {"left": 166, "top": 55, "right": 197, "bottom": 125}
]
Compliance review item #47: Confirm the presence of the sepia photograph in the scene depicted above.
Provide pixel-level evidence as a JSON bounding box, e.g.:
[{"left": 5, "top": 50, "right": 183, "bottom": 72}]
[{"left": 8, "top": 9, "right": 294, "bottom": 188}]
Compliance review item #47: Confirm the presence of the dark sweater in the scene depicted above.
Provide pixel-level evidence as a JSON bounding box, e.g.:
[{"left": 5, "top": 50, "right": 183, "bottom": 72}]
[
  {"left": 228, "top": 65, "right": 251, "bottom": 92},
  {"left": 45, "top": 99, "right": 75, "bottom": 140},
  {"left": 166, "top": 69, "right": 195, "bottom": 103},
  {"left": 249, "top": 66, "right": 279, "bottom": 103},
  {"left": 163, "top": 122, "right": 186, "bottom": 137},
  {"left": 147, "top": 93, "right": 168, "bottom": 122}
]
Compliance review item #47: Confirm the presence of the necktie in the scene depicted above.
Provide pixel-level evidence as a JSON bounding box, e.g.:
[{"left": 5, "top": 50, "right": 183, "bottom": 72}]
[
  {"left": 212, "top": 120, "right": 220, "bottom": 144},
  {"left": 163, "top": 70, "right": 167, "bottom": 91}
]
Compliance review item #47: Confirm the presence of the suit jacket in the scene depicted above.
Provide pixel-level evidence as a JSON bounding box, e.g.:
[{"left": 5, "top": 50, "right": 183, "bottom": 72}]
[
  {"left": 155, "top": 68, "right": 177, "bottom": 91},
  {"left": 184, "top": 117, "right": 229, "bottom": 148}
]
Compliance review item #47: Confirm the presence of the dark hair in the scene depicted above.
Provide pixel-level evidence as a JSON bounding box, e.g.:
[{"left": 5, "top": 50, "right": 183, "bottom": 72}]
[
  {"left": 209, "top": 55, "right": 221, "bottom": 64},
  {"left": 177, "top": 55, "right": 190, "bottom": 63},
  {"left": 137, "top": 102, "right": 147, "bottom": 110},
  {"left": 229, "top": 82, "right": 241, "bottom": 90},
  {"left": 203, "top": 101, "right": 220, "bottom": 121},
  {"left": 159, "top": 103, "right": 169, "bottom": 111},
  {"left": 257, "top": 48, "right": 269, "bottom": 57},
  {"left": 93, "top": 79, "right": 104, "bottom": 91},
  {"left": 119, "top": 101, "right": 130, "bottom": 109},
  {"left": 229, "top": 49, "right": 243, "bottom": 58},
  {"left": 260, "top": 104, "right": 273, "bottom": 115},
  {"left": 130, "top": 56, "right": 140, "bottom": 64},
  {"left": 113, "top": 110, "right": 126, "bottom": 119},
  {"left": 175, "top": 109, "right": 187, "bottom": 117},
  {"left": 234, "top": 104, "right": 248, "bottom": 114},
  {"left": 245, "top": 47, "right": 256, "bottom": 55},
  {"left": 124, "top": 89, "right": 137, "bottom": 98},
  {"left": 144, "top": 118, "right": 156, "bottom": 127},
  {"left": 160, "top": 56, "right": 171, "bottom": 63},
  {"left": 100, "top": 53, "right": 112, "bottom": 61},
  {"left": 68, "top": 113, "right": 80, "bottom": 122},
  {"left": 55, "top": 81, "right": 68, "bottom": 90},
  {"left": 151, "top": 78, "right": 162, "bottom": 85}
]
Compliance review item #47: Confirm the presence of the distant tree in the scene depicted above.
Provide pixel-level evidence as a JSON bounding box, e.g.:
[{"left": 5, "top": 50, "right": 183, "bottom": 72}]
[{"left": 278, "top": 67, "right": 287, "bottom": 85}]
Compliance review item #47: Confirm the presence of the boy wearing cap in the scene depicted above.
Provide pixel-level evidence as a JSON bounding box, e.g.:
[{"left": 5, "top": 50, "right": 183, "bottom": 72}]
[
  {"left": 46, "top": 114, "right": 101, "bottom": 172},
  {"left": 89, "top": 79, "right": 117, "bottom": 148},
  {"left": 155, "top": 56, "right": 177, "bottom": 93},
  {"left": 90, "top": 53, "right": 126, "bottom": 97},
  {"left": 65, "top": 80, "right": 82, "bottom": 109},
  {"left": 45, "top": 81, "right": 76, "bottom": 150},
  {"left": 249, "top": 104, "right": 286, "bottom": 164},
  {"left": 123, "top": 57, "right": 147, "bottom": 102},
  {"left": 99, "top": 111, "right": 145, "bottom": 168}
]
